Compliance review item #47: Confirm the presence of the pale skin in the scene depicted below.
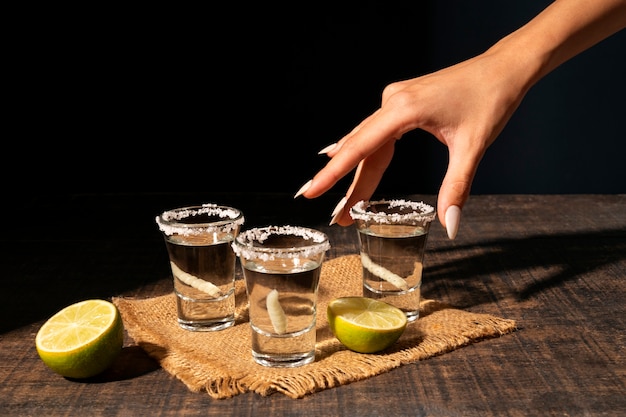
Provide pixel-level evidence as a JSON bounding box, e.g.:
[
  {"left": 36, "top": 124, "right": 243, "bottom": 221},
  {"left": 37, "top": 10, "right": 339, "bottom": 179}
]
[{"left": 295, "top": 0, "right": 626, "bottom": 239}]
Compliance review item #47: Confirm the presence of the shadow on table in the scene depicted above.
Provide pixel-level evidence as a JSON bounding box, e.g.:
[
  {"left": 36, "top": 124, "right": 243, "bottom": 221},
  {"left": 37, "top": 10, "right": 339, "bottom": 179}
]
[
  {"left": 423, "top": 227, "right": 626, "bottom": 309},
  {"left": 64, "top": 345, "right": 161, "bottom": 383}
]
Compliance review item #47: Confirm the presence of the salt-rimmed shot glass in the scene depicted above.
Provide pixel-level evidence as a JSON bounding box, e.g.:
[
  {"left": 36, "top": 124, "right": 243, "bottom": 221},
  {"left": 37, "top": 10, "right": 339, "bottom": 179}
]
[
  {"left": 232, "top": 226, "right": 330, "bottom": 368},
  {"left": 156, "top": 204, "right": 244, "bottom": 331},
  {"left": 349, "top": 199, "right": 436, "bottom": 322}
]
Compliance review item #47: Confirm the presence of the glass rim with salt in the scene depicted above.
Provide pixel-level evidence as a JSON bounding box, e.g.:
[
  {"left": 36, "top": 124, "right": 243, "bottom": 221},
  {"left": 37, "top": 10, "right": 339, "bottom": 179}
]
[
  {"left": 232, "top": 225, "right": 330, "bottom": 261},
  {"left": 349, "top": 199, "right": 436, "bottom": 224},
  {"left": 156, "top": 204, "right": 245, "bottom": 237}
]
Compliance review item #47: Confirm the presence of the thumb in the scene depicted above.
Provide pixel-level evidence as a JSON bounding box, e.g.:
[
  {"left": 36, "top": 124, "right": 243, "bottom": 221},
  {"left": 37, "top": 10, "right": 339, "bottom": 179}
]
[{"left": 437, "top": 149, "right": 480, "bottom": 240}]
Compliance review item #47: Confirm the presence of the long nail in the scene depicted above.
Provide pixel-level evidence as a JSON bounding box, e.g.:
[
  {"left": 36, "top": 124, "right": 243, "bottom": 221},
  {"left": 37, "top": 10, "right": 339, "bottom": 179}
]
[
  {"left": 329, "top": 197, "right": 347, "bottom": 225},
  {"left": 318, "top": 143, "right": 337, "bottom": 155},
  {"left": 294, "top": 180, "right": 312, "bottom": 199},
  {"left": 445, "top": 205, "right": 461, "bottom": 240}
]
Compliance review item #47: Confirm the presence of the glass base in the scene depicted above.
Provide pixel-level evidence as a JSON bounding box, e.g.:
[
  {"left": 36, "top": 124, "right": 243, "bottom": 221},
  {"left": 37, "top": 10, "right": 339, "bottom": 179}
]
[
  {"left": 363, "top": 285, "right": 421, "bottom": 323},
  {"left": 252, "top": 350, "right": 315, "bottom": 368},
  {"left": 404, "top": 310, "right": 420, "bottom": 322},
  {"left": 177, "top": 318, "right": 235, "bottom": 332}
]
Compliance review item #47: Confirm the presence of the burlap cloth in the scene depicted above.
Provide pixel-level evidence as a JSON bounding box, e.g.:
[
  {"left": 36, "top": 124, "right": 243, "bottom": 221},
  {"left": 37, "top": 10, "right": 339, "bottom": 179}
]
[{"left": 113, "top": 255, "right": 516, "bottom": 399}]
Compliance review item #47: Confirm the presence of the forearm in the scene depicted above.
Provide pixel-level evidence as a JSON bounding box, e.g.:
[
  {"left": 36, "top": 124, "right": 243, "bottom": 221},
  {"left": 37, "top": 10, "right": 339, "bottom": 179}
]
[{"left": 489, "top": 0, "right": 626, "bottom": 91}]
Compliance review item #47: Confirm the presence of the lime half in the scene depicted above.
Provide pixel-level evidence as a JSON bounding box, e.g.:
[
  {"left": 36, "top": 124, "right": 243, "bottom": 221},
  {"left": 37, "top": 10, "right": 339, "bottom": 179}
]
[
  {"left": 327, "top": 296, "right": 407, "bottom": 353},
  {"left": 35, "top": 299, "right": 124, "bottom": 379}
]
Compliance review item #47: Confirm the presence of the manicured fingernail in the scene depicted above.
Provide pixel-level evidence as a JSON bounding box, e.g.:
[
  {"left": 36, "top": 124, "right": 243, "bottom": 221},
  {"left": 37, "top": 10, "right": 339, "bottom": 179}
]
[
  {"left": 329, "top": 197, "right": 347, "bottom": 225},
  {"left": 294, "top": 180, "right": 312, "bottom": 198},
  {"left": 318, "top": 143, "right": 337, "bottom": 155},
  {"left": 445, "top": 205, "right": 461, "bottom": 240}
]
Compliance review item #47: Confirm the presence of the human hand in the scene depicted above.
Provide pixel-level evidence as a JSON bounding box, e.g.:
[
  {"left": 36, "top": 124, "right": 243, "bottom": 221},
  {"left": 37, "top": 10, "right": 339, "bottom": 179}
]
[{"left": 295, "top": 49, "right": 529, "bottom": 239}]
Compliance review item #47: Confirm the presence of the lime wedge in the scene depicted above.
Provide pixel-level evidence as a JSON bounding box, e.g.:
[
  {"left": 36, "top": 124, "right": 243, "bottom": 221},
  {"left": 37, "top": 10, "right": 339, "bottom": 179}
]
[
  {"left": 35, "top": 299, "right": 124, "bottom": 379},
  {"left": 327, "top": 296, "right": 407, "bottom": 353}
]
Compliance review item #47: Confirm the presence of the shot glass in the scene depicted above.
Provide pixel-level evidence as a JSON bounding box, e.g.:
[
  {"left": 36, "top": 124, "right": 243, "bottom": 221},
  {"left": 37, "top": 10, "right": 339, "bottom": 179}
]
[
  {"left": 232, "top": 226, "right": 330, "bottom": 368},
  {"left": 350, "top": 199, "right": 436, "bottom": 322},
  {"left": 156, "top": 204, "right": 244, "bottom": 331}
]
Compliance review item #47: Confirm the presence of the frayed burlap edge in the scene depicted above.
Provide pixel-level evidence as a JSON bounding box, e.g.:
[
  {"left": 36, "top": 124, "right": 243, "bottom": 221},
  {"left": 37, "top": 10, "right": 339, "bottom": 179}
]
[{"left": 113, "top": 255, "right": 516, "bottom": 399}]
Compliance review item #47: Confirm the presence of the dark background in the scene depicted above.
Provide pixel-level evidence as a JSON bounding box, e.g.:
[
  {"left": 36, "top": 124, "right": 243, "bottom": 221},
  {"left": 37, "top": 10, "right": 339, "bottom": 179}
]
[{"left": 12, "top": 1, "right": 626, "bottom": 197}]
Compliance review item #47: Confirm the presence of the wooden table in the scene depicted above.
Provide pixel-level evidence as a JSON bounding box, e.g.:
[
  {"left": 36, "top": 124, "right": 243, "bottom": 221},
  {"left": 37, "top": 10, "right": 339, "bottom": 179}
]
[{"left": 2, "top": 193, "right": 625, "bottom": 416}]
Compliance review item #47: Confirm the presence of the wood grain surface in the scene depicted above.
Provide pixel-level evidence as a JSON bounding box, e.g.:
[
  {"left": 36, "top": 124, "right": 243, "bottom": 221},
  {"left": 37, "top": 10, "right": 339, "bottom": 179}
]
[{"left": 1, "top": 193, "right": 624, "bottom": 416}]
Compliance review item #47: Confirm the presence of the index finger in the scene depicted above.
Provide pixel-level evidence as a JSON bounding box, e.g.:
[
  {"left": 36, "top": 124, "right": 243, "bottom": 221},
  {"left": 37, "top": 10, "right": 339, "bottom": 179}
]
[{"left": 303, "top": 106, "right": 409, "bottom": 198}]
